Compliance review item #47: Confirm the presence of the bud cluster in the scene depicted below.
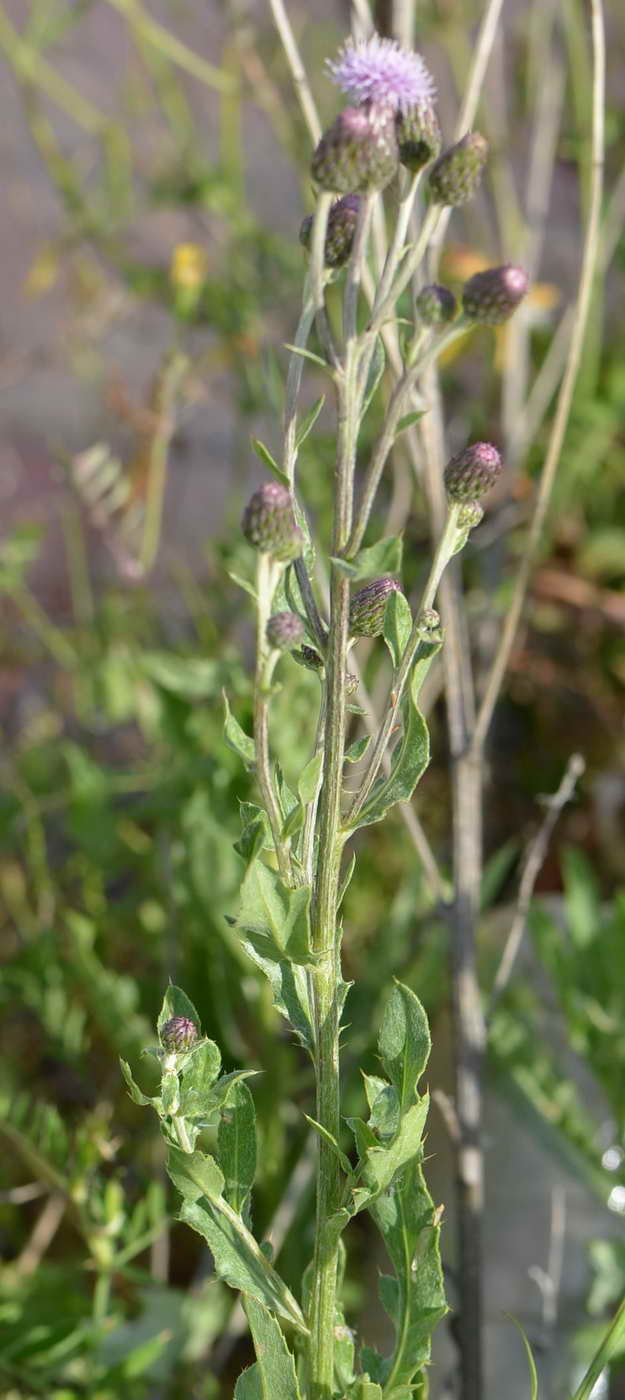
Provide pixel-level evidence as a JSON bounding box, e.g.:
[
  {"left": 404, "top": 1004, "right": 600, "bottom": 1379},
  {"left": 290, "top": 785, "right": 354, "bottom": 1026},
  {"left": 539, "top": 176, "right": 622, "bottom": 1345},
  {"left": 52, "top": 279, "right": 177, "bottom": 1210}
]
[
  {"left": 242, "top": 482, "right": 303, "bottom": 563},
  {"left": 160, "top": 1016, "right": 198, "bottom": 1053}
]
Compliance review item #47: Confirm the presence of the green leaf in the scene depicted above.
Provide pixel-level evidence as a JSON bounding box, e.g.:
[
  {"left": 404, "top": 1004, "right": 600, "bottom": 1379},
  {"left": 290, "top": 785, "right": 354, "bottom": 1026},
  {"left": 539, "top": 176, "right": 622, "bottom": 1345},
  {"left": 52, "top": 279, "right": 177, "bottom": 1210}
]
[
  {"left": 363, "top": 1076, "right": 399, "bottom": 1141},
  {"left": 347, "top": 663, "right": 432, "bottom": 831},
  {"left": 283, "top": 342, "right": 330, "bottom": 371},
  {"left": 237, "top": 1297, "right": 303, "bottom": 1399},
  {"left": 167, "top": 1145, "right": 225, "bottom": 1202},
  {"left": 383, "top": 589, "right": 413, "bottom": 669},
  {"left": 379, "top": 982, "right": 431, "bottom": 1111},
  {"left": 295, "top": 394, "right": 325, "bottom": 450},
  {"left": 361, "top": 336, "right": 386, "bottom": 420},
  {"left": 240, "top": 938, "right": 313, "bottom": 1049},
  {"left": 178, "top": 1039, "right": 223, "bottom": 1119},
  {"left": 345, "top": 736, "right": 370, "bottom": 763},
  {"left": 298, "top": 752, "right": 323, "bottom": 806},
  {"left": 303, "top": 1114, "right": 353, "bottom": 1175},
  {"left": 228, "top": 569, "right": 258, "bottom": 600},
  {"left": 396, "top": 409, "right": 426, "bottom": 436},
  {"left": 562, "top": 846, "right": 601, "bottom": 949},
  {"left": 120, "top": 1058, "right": 154, "bottom": 1107},
  {"left": 349, "top": 1378, "right": 384, "bottom": 1399},
  {"left": 337, "top": 535, "right": 403, "bottom": 582},
  {"left": 235, "top": 803, "right": 270, "bottom": 864},
  {"left": 218, "top": 1081, "right": 257, "bottom": 1217},
  {"left": 250, "top": 437, "right": 290, "bottom": 487},
  {"left": 570, "top": 1294, "right": 625, "bottom": 1400},
  {"left": 141, "top": 652, "right": 219, "bottom": 699},
  {"left": 480, "top": 837, "right": 519, "bottom": 910},
  {"left": 338, "top": 851, "right": 356, "bottom": 909},
  {"left": 359, "top": 1098, "right": 429, "bottom": 1200},
  {"left": 235, "top": 858, "right": 313, "bottom": 965},
  {"left": 369, "top": 1166, "right": 447, "bottom": 1392},
  {"left": 178, "top": 1195, "right": 307, "bottom": 1331},
  {"left": 161, "top": 1070, "right": 180, "bottom": 1115},
  {"left": 506, "top": 1316, "right": 539, "bottom": 1400},
  {"left": 157, "top": 984, "right": 200, "bottom": 1039},
  {"left": 224, "top": 693, "right": 256, "bottom": 769}
]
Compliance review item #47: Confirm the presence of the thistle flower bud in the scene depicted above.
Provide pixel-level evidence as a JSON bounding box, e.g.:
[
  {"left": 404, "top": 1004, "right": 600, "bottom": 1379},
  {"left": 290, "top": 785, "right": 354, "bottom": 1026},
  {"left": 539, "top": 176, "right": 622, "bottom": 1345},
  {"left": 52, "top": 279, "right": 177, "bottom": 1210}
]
[
  {"left": 457, "top": 501, "right": 484, "bottom": 531},
  {"left": 415, "top": 283, "right": 457, "bottom": 327},
  {"left": 349, "top": 577, "right": 401, "bottom": 637},
  {"left": 160, "top": 1016, "right": 198, "bottom": 1053},
  {"left": 241, "top": 482, "right": 303, "bottom": 563},
  {"left": 345, "top": 672, "right": 359, "bottom": 696},
  {"left": 444, "top": 442, "right": 502, "bottom": 502},
  {"left": 299, "top": 194, "right": 362, "bottom": 269},
  {"left": 297, "top": 645, "right": 324, "bottom": 672},
  {"left": 427, "top": 132, "right": 488, "bottom": 207},
  {"left": 266, "top": 611, "right": 305, "bottom": 651},
  {"left": 417, "top": 608, "right": 442, "bottom": 641},
  {"left": 462, "top": 264, "right": 529, "bottom": 325},
  {"left": 311, "top": 105, "right": 399, "bottom": 194},
  {"left": 396, "top": 100, "right": 441, "bottom": 172}
]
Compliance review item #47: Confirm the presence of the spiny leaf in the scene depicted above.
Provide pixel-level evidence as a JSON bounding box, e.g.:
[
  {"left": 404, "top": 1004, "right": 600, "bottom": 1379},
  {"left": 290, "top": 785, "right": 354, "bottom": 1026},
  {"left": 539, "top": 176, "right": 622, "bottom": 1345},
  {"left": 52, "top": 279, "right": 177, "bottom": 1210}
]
[{"left": 238, "top": 1296, "right": 303, "bottom": 1399}]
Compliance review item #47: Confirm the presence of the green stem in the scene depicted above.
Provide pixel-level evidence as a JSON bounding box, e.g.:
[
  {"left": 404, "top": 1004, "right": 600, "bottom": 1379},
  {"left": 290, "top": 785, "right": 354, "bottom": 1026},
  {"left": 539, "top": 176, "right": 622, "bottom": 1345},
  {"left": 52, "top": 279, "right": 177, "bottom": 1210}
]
[
  {"left": 348, "top": 505, "right": 462, "bottom": 824},
  {"left": 254, "top": 554, "right": 292, "bottom": 884}
]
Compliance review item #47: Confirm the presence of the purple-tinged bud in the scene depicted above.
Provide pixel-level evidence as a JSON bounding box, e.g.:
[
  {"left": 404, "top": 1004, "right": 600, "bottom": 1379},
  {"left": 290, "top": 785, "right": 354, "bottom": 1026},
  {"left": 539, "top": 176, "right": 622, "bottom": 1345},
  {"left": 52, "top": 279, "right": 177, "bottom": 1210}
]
[
  {"left": 349, "top": 576, "right": 402, "bottom": 637},
  {"left": 462, "top": 264, "right": 529, "bottom": 325},
  {"left": 300, "top": 194, "right": 362, "bottom": 268},
  {"left": 345, "top": 672, "right": 359, "bottom": 696},
  {"left": 241, "top": 482, "right": 303, "bottom": 563},
  {"left": 396, "top": 99, "right": 441, "bottom": 172},
  {"left": 428, "top": 131, "right": 488, "bottom": 207},
  {"left": 444, "top": 442, "right": 502, "bottom": 502},
  {"left": 457, "top": 501, "right": 484, "bottom": 531},
  {"left": 160, "top": 1016, "right": 198, "bottom": 1053},
  {"left": 295, "top": 644, "right": 324, "bottom": 672},
  {"left": 415, "top": 282, "right": 457, "bottom": 327},
  {"left": 266, "top": 611, "right": 305, "bottom": 651},
  {"left": 311, "top": 105, "right": 399, "bottom": 194}
]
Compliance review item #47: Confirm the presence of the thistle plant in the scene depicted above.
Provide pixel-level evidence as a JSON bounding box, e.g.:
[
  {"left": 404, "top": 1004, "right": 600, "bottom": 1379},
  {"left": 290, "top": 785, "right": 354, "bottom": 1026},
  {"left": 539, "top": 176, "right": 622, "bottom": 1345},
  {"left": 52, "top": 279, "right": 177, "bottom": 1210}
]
[{"left": 118, "top": 14, "right": 610, "bottom": 1400}]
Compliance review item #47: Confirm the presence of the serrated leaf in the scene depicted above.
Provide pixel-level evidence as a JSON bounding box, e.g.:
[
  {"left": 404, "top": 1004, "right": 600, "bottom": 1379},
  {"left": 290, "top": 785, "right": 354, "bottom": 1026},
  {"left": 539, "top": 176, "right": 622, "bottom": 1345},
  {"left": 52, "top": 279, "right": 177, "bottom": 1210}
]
[
  {"left": 345, "top": 736, "right": 370, "bottom": 763},
  {"left": 250, "top": 437, "right": 289, "bottom": 487},
  {"left": 383, "top": 589, "right": 413, "bottom": 669},
  {"left": 157, "top": 984, "right": 200, "bottom": 1039},
  {"left": 178, "top": 1039, "right": 222, "bottom": 1118},
  {"left": 337, "top": 535, "right": 404, "bottom": 582},
  {"left": 238, "top": 1296, "right": 303, "bottom": 1399},
  {"left": 379, "top": 982, "right": 431, "bottom": 1111},
  {"left": 359, "top": 1097, "right": 429, "bottom": 1200},
  {"left": 396, "top": 409, "right": 425, "bottom": 435},
  {"left": 298, "top": 752, "right": 323, "bottom": 805},
  {"left": 369, "top": 1163, "right": 447, "bottom": 1391},
  {"left": 346, "top": 663, "right": 431, "bottom": 831},
  {"left": 218, "top": 1081, "right": 257, "bottom": 1218},
  {"left": 224, "top": 693, "right": 256, "bottom": 769},
  {"left": 235, "top": 858, "right": 312, "bottom": 965},
  {"left": 295, "top": 394, "right": 326, "bottom": 450},
  {"left": 241, "top": 938, "right": 313, "bottom": 1049},
  {"left": 178, "top": 1196, "right": 307, "bottom": 1331}
]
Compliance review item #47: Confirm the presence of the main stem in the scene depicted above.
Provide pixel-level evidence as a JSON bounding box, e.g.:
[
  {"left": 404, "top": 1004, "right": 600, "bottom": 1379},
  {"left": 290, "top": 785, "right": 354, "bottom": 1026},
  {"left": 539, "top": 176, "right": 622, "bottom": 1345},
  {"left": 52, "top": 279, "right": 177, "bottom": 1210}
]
[{"left": 308, "top": 198, "right": 369, "bottom": 1395}]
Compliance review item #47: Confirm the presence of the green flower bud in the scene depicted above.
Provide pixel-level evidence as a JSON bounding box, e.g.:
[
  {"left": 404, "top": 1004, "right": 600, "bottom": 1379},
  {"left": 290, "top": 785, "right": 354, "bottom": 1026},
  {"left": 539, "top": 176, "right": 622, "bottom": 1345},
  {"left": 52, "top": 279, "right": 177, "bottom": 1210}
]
[
  {"left": 444, "top": 442, "right": 502, "bottom": 502},
  {"left": 345, "top": 672, "right": 359, "bottom": 696},
  {"left": 299, "top": 194, "right": 362, "bottom": 268},
  {"left": 311, "top": 105, "right": 399, "bottom": 194},
  {"left": 427, "top": 131, "right": 488, "bottom": 207},
  {"left": 396, "top": 99, "right": 442, "bottom": 172},
  {"left": 457, "top": 501, "right": 484, "bottom": 531},
  {"left": 349, "top": 576, "right": 401, "bottom": 637},
  {"left": 462, "top": 264, "right": 529, "bottom": 325},
  {"left": 415, "top": 282, "right": 457, "bottom": 326},
  {"left": 417, "top": 608, "right": 442, "bottom": 642},
  {"left": 241, "top": 482, "right": 303, "bottom": 563},
  {"left": 160, "top": 1016, "right": 198, "bottom": 1052},
  {"left": 266, "top": 611, "right": 305, "bottom": 651}
]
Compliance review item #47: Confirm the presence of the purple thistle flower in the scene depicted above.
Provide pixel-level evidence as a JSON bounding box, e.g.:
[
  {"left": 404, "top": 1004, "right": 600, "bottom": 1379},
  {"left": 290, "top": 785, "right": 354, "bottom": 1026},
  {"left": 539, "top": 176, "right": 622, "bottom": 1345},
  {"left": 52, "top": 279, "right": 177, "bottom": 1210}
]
[{"left": 327, "top": 35, "right": 435, "bottom": 115}]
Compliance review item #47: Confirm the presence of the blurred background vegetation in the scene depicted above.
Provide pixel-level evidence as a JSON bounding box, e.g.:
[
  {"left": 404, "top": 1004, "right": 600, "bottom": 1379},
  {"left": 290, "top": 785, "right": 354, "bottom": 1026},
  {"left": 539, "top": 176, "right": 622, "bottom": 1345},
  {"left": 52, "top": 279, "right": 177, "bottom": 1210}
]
[{"left": 1, "top": 1, "right": 625, "bottom": 1396}]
